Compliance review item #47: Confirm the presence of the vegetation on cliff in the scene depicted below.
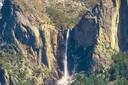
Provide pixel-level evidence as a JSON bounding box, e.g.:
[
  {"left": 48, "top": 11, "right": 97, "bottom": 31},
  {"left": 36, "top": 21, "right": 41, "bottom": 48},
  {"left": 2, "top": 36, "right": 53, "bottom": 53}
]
[
  {"left": 71, "top": 52, "right": 128, "bottom": 85},
  {"left": 46, "top": 0, "right": 101, "bottom": 28},
  {"left": 0, "top": 0, "right": 128, "bottom": 85},
  {"left": 0, "top": 43, "right": 50, "bottom": 85}
]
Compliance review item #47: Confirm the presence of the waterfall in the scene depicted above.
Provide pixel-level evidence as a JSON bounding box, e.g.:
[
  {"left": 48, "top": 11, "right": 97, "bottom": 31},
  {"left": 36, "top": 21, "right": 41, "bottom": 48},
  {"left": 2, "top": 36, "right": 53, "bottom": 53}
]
[
  {"left": 0, "top": 0, "right": 3, "bottom": 19},
  {"left": 0, "top": 0, "right": 3, "bottom": 9},
  {"left": 64, "top": 29, "right": 70, "bottom": 79},
  {"left": 57, "top": 29, "right": 70, "bottom": 85}
]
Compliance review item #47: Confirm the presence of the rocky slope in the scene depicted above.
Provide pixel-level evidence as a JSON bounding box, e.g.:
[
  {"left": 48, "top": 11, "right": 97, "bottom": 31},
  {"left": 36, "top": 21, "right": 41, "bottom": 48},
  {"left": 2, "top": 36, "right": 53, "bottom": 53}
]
[
  {"left": 0, "top": 0, "right": 87, "bottom": 84},
  {"left": 68, "top": 0, "right": 128, "bottom": 73},
  {"left": 0, "top": 0, "right": 128, "bottom": 85}
]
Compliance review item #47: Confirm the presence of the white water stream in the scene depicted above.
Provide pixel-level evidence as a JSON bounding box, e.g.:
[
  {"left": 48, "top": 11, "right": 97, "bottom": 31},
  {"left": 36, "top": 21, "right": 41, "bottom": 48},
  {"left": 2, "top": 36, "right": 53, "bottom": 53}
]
[
  {"left": 57, "top": 29, "right": 71, "bottom": 85},
  {"left": 0, "top": 0, "right": 3, "bottom": 9}
]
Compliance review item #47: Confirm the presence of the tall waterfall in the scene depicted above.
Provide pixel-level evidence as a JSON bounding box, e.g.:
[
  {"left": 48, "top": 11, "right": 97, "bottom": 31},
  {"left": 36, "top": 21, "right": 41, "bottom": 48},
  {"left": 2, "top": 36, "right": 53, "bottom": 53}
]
[
  {"left": 57, "top": 29, "right": 70, "bottom": 85},
  {"left": 0, "top": 0, "right": 3, "bottom": 10},
  {"left": 0, "top": 1, "right": 3, "bottom": 20}
]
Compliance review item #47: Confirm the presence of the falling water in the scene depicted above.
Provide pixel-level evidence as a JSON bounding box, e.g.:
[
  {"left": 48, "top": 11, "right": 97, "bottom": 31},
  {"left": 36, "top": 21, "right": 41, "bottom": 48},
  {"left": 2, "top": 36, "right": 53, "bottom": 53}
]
[
  {"left": 0, "top": 0, "right": 3, "bottom": 19},
  {"left": 57, "top": 29, "right": 70, "bottom": 85},
  {"left": 0, "top": 0, "right": 3, "bottom": 10}
]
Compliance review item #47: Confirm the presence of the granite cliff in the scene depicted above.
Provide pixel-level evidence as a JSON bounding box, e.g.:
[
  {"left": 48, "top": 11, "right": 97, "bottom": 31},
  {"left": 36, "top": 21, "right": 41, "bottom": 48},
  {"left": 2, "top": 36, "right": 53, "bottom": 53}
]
[{"left": 0, "top": 0, "right": 128, "bottom": 85}]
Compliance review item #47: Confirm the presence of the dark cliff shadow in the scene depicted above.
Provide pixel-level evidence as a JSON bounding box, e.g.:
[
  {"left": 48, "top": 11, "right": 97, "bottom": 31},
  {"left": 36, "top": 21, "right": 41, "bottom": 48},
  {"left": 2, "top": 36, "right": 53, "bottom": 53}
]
[
  {"left": 68, "top": 13, "right": 99, "bottom": 74},
  {"left": 0, "top": 66, "right": 6, "bottom": 85},
  {"left": 118, "top": 0, "right": 128, "bottom": 51},
  {"left": 0, "top": 0, "right": 16, "bottom": 43}
]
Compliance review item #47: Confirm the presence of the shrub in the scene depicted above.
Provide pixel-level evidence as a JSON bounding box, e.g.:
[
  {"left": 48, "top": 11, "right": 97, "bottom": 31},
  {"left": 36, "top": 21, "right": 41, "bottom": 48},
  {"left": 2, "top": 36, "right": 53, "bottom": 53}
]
[
  {"left": 71, "top": 52, "right": 128, "bottom": 85},
  {"left": 109, "top": 52, "right": 128, "bottom": 81},
  {"left": 46, "top": 6, "right": 77, "bottom": 28},
  {"left": 71, "top": 73, "right": 107, "bottom": 85},
  {"left": 0, "top": 44, "right": 50, "bottom": 85}
]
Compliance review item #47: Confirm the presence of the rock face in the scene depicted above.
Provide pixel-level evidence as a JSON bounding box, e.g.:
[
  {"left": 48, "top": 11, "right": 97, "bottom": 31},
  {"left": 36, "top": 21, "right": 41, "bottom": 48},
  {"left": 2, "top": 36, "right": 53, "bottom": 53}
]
[
  {"left": 68, "top": 15, "right": 98, "bottom": 73},
  {"left": 0, "top": 66, "right": 14, "bottom": 85},
  {"left": 0, "top": 67, "right": 8, "bottom": 85},
  {"left": 118, "top": 0, "right": 128, "bottom": 51},
  {"left": 93, "top": 0, "right": 128, "bottom": 71},
  {"left": 0, "top": 1, "right": 86, "bottom": 84},
  {"left": 93, "top": 0, "right": 121, "bottom": 70},
  {"left": 68, "top": 0, "right": 128, "bottom": 73},
  {"left": 0, "top": 0, "right": 59, "bottom": 71},
  {"left": 0, "top": 0, "right": 86, "bottom": 71},
  {"left": 0, "top": 0, "right": 128, "bottom": 84}
]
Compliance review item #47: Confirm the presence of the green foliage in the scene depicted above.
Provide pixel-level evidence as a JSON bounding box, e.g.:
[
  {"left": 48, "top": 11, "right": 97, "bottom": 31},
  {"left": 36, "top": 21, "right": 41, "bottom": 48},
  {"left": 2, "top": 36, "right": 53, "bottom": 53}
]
[
  {"left": 0, "top": 44, "right": 50, "bottom": 85},
  {"left": 109, "top": 52, "right": 128, "bottom": 81},
  {"left": 71, "top": 52, "right": 128, "bottom": 85},
  {"left": 116, "top": 78, "right": 128, "bottom": 85},
  {"left": 46, "top": 6, "right": 77, "bottom": 28},
  {"left": 71, "top": 73, "right": 107, "bottom": 85},
  {"left": 83, "top": 0, "right": 101, "bottom": 8}
]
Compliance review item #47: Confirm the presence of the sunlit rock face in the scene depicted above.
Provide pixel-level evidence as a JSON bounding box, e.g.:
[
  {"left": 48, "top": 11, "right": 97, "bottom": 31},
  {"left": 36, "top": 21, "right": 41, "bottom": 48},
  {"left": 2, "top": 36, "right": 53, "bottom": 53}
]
[
  {"left": 0, "top": 1, "right": 87, "bottom": 84},
  {"left": 93, "top": 0, "right": 121, "bottom": 71},
  {"left": 0, "top": 0, "right": 86, "bottom": 72},
  {"left": 0, "top": 0, "right": 61, "bottom": 84},
  {"left": 0, "top": 0, "right": 59, "bottom": 71},
  {"left": 100, "top": 0, "right": 120, "bottom": 51},
  {"left": 68, "top": 0, "right": 124, "bottom": 73},
  {"left": 0, "top": 0, "right": 128, "bottom": 84}
]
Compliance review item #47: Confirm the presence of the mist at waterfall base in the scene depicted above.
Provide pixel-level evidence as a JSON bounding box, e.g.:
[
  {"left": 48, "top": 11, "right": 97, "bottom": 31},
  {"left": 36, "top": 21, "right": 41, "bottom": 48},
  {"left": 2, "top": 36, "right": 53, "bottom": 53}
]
[{"left": 57, "top": 29, "right": 73, "bottom": 85}]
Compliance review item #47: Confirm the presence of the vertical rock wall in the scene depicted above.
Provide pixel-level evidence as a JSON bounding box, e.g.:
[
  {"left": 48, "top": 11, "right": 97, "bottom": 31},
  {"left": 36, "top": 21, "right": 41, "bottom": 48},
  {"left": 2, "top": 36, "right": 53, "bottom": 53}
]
[
  {"left": 0, "top": 0, "right": 59, "bottom": 71},
  {"left": 93, "top": 0, "right": 121, "bottom": 71},
  {"left": 69, "top": 0, "right": 124, "bottom": 73},
  {"left": 118, "top": 0, "right": 128, "bottom": 51}
]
